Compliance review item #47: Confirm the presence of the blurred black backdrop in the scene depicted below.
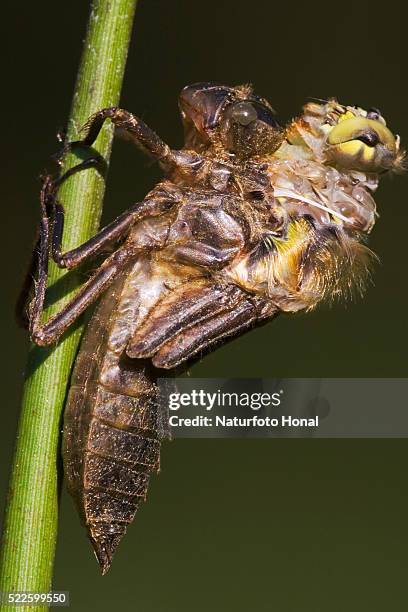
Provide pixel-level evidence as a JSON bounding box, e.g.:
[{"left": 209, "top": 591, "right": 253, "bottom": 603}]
[{"left": 1, "top": 1, "right": 407, "bottom": 610}]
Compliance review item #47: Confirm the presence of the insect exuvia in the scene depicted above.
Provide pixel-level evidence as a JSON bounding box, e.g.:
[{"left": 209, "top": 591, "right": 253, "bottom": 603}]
[{"left": 23, "top": 83, "right": 402, "bottom": 573}]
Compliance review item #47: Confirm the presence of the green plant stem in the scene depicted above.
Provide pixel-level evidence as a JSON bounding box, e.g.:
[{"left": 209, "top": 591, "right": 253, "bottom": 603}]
[{"left": 0, "top": 1, "right": 137, "bottom": 609}]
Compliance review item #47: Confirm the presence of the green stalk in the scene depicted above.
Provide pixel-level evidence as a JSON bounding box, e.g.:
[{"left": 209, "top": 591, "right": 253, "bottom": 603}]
[{"left": 0, "top": 1, "right": 137, "bottom": 609}]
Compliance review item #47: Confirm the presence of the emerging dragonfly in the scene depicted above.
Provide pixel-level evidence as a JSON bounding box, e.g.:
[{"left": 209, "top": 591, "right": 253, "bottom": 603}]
[{"left": 25, "top": 83, "right": 401, "bottom": 573}]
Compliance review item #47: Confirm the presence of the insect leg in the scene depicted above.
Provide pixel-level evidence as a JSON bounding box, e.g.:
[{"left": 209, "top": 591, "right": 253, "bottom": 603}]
[
  {"left": 45, "top": 173, "right": 178, "bottom": 270},
  {"left": 127, "top": 281, "right": 245, "bottom": 358},
  {"left": 170, "top": 243, "right": 240, "bottom": 269},
  {"left": 16, "top": 234, "right": 41, "bottom": 329},
  {"left": 23, "top": 165, "right": 133, "bottom": 270},
  {"left": 16, "top": 159, "right": 98, "bottom": 327},
  {"left": 29, "top": 236, "right": 134, "bottom": 347},
  {"left": 153, "top": 298, "right": 277, "bottom": 369},
  {"left": 71, "top": 107, "right": 175, "bottom": 166},
  {"left": 16, "top": 169, "right": 137, "bottom": 330},
  {"left": 51, "top": 197, "right": 141, "bottom": 269}
]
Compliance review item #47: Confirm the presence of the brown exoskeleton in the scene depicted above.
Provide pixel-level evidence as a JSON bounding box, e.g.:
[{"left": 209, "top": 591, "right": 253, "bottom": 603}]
[{"left": 25, "top": 83, "right": 401, "bottom": 573}]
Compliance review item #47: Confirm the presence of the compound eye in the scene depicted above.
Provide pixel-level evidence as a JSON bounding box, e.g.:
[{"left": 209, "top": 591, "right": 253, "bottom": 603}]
[
  {"left": 357, "top": 130, "right": 380, "bottom": 147},
  {"left": 326, "top": 116, "right": 398, "bottom": 171},
  {"left": 230, "top": 102, "right": 258, "bottom": 126}
]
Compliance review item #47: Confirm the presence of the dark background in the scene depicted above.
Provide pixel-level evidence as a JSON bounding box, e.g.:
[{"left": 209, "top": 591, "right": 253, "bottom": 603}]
[{"left": 1, "top": 1, "right": 407, "bottom": 610}]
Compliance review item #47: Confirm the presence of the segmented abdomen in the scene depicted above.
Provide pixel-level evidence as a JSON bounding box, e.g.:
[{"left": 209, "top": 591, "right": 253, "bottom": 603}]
[{"left": 63, "top": 259, "right": 168, "bottom": 574}]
